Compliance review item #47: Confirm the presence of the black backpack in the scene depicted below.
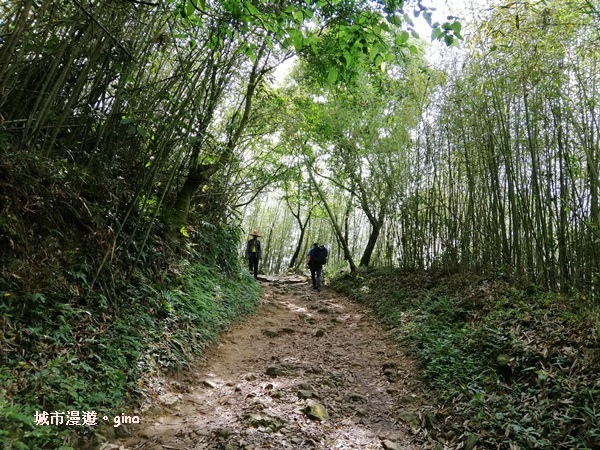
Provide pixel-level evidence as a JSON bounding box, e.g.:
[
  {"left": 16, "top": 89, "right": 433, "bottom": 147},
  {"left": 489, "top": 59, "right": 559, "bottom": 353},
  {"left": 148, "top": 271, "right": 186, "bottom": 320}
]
[{"left": 312, "top": 245, "right": 328, "bottom": 265}]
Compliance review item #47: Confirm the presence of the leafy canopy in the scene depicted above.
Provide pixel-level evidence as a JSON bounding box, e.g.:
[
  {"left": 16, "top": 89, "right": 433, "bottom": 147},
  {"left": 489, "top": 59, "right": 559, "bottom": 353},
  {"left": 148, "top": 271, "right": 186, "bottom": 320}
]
[{"left": 170, "top": 0, "right": 461, "bottom": 82}]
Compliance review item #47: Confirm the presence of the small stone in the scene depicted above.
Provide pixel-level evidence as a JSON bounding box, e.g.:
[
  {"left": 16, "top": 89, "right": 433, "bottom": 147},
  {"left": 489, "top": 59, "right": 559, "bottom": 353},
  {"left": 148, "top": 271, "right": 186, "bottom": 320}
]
[
  {"left": 157, "top": 393, "right": 180, "bottom": 407},
  {"left": 263, "top": 328, "right": 280, "bottom": 337},
  {"left": 266, "top": 365, "right": 286, "bottom": 377},
  {"left": 298, "top": 390, "right": 314, "bottom": 399},
  {"left": 382, "top": 440, "right": 401, "bottom": 450},
  {"left": 349, "top": 393, "right": 367, "bottom": 402},
  {"left": 203, "top": 379, "right": 218, "bottom": 389},
  {"left": 280, "top": 327, "right": 295, "bottom": 334},
  {"left": 217, "top": 427, "right": 234, "bottom": 438},
  {"left": 315, "top": 328, "right": 326, "bottom": 337},
  {"left": 304, "top": 399, "right": 329, "bottom": 421}
]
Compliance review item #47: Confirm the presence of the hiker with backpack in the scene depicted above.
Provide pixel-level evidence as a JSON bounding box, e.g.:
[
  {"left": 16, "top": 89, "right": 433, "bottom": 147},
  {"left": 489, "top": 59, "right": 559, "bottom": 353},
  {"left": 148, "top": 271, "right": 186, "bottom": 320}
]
[
  {"left": 306, "top": 242, "right": 328, "bottom": 291},
  {"left": 245, "top": 230, "right": 262, "bottom": 279}
]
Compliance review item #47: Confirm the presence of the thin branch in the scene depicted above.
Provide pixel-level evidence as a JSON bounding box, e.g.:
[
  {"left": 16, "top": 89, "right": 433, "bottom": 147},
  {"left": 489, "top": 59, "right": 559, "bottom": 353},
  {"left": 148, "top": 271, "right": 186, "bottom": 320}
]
[
  {"left": 71, "top": 0, "right": 137, "bottom": 62},
  {"left": 123, "top": 0, "right": 160, "bottom": 6}
]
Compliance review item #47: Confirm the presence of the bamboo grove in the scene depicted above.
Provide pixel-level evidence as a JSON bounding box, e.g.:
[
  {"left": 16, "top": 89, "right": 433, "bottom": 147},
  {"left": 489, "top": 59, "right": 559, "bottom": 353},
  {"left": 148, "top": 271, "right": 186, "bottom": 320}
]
[
  {"left": 405, "top": 2, "right": 600, "bottom": 291},
  {"left": 0, "top": 0, "right": 598, "bottom": 294},
  {"left": 1, "top": 0, "right": 449, "bottom": 293},
  {"left": 243, "top": 1, "right": 599, "bottom": 293}
]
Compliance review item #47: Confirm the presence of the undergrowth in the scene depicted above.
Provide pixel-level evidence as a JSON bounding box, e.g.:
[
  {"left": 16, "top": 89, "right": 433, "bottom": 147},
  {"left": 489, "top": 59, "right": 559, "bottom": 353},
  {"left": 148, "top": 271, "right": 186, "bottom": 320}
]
[
  {"left": 0, "top": 153, "right": 260, "bottom": 449},
  {"left": 0, "top": 253, "right": 259, "bottom": 449},
  {"left": 332, "top": 269, "right": 599, "bottom": 449}
]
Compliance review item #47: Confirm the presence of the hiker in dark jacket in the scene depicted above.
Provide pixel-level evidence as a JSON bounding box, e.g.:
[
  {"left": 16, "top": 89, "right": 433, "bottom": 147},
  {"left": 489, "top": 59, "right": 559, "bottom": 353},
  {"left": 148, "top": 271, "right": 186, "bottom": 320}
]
[
  {"left": 306, "top": 242, "right": 327, "bottom": 291},
  {"left": 245, "top": 230, "right": 262, "bottom": 279}
]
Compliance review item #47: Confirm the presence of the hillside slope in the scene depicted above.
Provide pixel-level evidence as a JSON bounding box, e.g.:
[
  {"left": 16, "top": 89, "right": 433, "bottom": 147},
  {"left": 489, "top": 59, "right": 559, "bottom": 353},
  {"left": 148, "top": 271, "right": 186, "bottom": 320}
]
[{"left": 332, "top": 269, "right": 599, "bottom": 449}]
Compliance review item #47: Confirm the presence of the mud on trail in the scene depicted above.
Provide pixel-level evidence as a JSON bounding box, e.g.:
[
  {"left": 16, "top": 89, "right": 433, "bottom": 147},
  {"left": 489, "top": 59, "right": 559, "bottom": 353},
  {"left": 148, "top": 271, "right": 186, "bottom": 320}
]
[{"left": 105, "top": 276, "right": 438, "bottom": 450}]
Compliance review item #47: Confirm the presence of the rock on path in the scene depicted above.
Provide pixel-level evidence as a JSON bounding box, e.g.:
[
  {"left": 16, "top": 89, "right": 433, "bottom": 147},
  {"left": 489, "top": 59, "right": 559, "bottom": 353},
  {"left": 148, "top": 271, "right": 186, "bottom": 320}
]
[{"left": 103, "top": 276, "right": 439, "bottom": 450}]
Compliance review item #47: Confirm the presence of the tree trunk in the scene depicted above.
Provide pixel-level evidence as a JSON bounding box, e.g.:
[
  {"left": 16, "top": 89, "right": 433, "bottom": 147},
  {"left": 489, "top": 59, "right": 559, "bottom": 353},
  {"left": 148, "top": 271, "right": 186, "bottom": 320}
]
[
  {"left": 307, "top": 163, "right": 357, "bottom": 272},
  {"left": 359, "top": 221, "right": 381, "bottom": 267},
  {"left": 169, "top": 45, "right": 266, "bottom": 237},
  {"left": 289, "top": 213, "right": 311, "bottom": 269}
]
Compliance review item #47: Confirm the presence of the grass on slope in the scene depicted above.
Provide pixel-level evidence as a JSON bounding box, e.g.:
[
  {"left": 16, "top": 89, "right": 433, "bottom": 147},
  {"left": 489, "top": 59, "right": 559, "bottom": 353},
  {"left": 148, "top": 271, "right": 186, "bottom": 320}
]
[
  {"left": 0, "top": 262, "right": 260, "bottom": 449},
  {"left": 332, "top": 269, "right": 599, "bottom": 449}
]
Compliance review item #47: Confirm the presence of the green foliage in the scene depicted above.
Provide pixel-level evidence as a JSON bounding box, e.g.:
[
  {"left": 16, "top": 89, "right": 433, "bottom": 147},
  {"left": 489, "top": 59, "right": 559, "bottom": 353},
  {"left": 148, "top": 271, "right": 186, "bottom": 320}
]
[
  {"left": 0, "top": 394, "right": 67, "bottom": 450},
  {"left": 0, "top": 225, "right": 259, "bottom": 449},
  {"left": 332, "top": 269, "right": 599, "bottom": 449},
  {"left": 172, "top": 0, "right": 460, "bottom": 84},
  {"left": 188, "top": 222, "right": 245, "bottom": 274}
]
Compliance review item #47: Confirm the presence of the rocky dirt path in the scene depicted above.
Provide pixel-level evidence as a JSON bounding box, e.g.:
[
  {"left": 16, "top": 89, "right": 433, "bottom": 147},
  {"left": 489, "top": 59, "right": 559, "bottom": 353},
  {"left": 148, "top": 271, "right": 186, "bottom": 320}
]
[{"left": 103, "top": 276, "right": 437, "bottom": 450}]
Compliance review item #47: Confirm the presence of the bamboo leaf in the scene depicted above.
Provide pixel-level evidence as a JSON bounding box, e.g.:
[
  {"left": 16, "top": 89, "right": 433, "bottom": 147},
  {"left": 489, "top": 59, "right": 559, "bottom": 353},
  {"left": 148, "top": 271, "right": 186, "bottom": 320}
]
[
  {"left": 327, "top": 67, "right": 338, "bottom": 84},
  {"left": 185, "top": 0, "right": 195, "bottom": 17},
  {"left": 245, "top": 2, "right": 260, "bottom": 16}
]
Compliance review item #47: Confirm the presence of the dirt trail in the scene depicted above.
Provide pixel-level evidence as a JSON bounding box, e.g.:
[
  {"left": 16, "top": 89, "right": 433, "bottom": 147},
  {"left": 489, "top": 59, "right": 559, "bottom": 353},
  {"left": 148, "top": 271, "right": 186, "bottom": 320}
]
[{"left": 104, "top": 276, "right": 436, "bottom": 450}]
